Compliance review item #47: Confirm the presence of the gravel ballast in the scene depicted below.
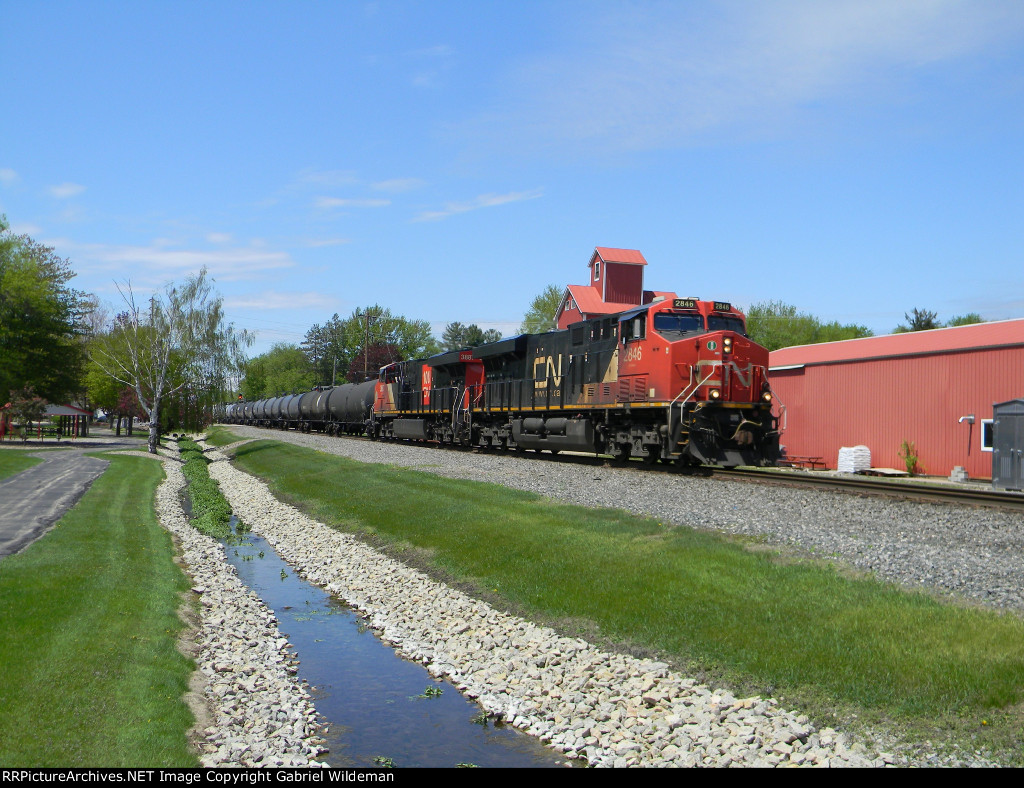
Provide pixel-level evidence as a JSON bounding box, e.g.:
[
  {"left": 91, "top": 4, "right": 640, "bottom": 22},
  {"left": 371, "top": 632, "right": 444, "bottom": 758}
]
[
  {"left": 163, "top": 427, "right": 1021, "bottom": 767},
  {"left": 224, "top": 426, "right": 1024, "bottom": 614},
  {"left": 205, "top": 447, "right": 880, "bottom": 767}
]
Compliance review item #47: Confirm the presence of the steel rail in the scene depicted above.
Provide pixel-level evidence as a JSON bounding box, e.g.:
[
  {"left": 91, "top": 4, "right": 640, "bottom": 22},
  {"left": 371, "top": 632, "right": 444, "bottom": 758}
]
[
  {"left": 225, "top": 423, "right": 1024, "bottom": 513},
  {"left": 712, "top": 467, "right": 1024, "bottom": 512}
]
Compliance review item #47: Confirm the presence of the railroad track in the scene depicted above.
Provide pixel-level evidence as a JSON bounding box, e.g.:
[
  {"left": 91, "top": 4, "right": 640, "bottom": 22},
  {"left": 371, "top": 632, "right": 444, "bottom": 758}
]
[
  {"left": 713, "top": 467, "right": 1024, "bottom": 512},
  {"left": 223, "top": 425, "right": 1024, "bottom": 513}
]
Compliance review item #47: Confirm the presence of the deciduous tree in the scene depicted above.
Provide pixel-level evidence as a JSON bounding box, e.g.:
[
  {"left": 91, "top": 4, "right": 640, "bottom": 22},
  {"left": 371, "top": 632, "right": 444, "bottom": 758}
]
[
  {"left": 302, "top": 306, "right": 440, "bottom": 383},
  {"left": 946, "top": 313, "right": 984, "bottom": 327},
  {"left": 0, "top": 216, "right": 87, "bottom": 403},
  {"left": 90, "top": 268, "right": 251, "bottom": 453},
  {"left": 241, "top": 343, "right": 315, "bottom": 399},
  {"left": 7, "top": 387, "right": 48, "bottom": 442},
  {"left": 744, "top": 301, "right": 873, "bottom": 351},
  {"left": 519, "top": 284, "right": 562, "bottom": 334}
]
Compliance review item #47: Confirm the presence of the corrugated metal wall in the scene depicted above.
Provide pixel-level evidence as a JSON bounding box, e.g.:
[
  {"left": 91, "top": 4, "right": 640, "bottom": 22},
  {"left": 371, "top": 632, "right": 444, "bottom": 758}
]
[{"left": 769, "top": 347, "right": 1024, "bottom": 478}]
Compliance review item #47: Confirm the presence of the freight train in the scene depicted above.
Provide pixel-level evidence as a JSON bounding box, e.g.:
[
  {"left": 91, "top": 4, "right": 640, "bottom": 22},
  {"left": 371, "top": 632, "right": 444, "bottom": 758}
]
[{"left": 218, "top": 297, "right": 781, "bottom": 467}]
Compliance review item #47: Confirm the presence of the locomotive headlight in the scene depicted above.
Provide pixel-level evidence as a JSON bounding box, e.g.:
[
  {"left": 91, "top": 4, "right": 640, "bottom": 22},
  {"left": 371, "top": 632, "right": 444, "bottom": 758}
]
[
  {"left": 709, "top": 388, "right": 721, "bottom": 400},
  {"left": 762, "top": 391, "right": 773, "bottom": 403},
  {"left": 723, "top": 336, "right": 733, "bottom": 353}
]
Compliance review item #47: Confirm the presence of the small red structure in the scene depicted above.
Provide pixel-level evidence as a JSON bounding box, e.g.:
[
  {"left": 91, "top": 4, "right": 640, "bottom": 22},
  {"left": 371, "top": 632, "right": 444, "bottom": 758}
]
[
  {"left": 768, "top": 319, "right": 1024, "bottom": 479},
  {"left": 555, "top": 247, "right": 675, "bottom": 329}
]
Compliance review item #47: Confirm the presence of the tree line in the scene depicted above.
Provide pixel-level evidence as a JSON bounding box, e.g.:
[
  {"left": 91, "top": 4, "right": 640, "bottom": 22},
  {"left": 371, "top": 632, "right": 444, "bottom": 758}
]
[
  {"left": 0, "top": 213, "right": 994, "bottom": 449},
  {"left": 240, "top": 312, "right": 504, "bottom": 400},
  {"left": 2, "top": 216, "right": 249, "bottom": 452}
]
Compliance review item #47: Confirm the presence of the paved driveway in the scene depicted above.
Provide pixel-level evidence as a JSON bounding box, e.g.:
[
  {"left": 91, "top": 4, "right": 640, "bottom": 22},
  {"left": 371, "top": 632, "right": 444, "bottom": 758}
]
[{"left": 0, "top": 437, "right": 145, "bottom": 558}]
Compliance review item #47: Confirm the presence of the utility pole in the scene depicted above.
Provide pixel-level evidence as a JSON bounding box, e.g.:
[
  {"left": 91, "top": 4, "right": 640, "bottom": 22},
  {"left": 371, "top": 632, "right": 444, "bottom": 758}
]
[{"left": 355, "top": 310, "right": 377, "bottom": 382}]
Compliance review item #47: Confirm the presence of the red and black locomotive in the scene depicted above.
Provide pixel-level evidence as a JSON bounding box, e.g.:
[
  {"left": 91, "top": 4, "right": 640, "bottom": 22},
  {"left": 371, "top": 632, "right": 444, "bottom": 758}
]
[
  {"left": 223, "top": 297, "right": 780, "bottom": 467},
  {"left": 372, "top": 297, "right": 779, "bottom": 467}
]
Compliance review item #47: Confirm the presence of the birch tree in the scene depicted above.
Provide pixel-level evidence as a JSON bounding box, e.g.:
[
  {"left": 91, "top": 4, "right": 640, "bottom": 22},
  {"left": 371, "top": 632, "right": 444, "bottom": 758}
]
[{"left": 91, "top": 268, "right": 251, "bottom": 453}]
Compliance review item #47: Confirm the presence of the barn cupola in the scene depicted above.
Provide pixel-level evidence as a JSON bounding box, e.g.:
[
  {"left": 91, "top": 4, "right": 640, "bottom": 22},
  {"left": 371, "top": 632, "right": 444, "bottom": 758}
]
[{"left": 590, "top": 247, "right": 647, "bottom": 304}]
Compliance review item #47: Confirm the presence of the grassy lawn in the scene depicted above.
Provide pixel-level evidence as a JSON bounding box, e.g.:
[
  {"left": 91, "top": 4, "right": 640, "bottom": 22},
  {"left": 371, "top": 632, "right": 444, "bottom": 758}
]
[
  {"left": 203, "top": 425, "right": 243, "bottom": 447},
  {"left": 0, "top": 449, "right": 44, "bottom": 480},
  {"left": 231, "top": 439, "right": 1024, "bottom": 761},
  {"left": 0, "top": 454, "right": 197, "bottom": 767}
]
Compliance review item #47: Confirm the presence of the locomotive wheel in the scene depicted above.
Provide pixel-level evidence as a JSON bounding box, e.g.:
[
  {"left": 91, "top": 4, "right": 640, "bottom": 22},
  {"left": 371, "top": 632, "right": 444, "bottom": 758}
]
[
  {"left": 611, "top": 443, "right": 630, "bottom": 463},
  {"left": 642, "top": 448, "right": 660, "bottom": 465}
]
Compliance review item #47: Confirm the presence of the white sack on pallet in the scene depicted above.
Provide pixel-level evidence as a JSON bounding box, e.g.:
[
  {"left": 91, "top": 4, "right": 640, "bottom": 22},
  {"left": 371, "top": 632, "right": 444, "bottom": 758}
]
[{"left": 837, "top": 445, "right": 871, "bottom": 473}]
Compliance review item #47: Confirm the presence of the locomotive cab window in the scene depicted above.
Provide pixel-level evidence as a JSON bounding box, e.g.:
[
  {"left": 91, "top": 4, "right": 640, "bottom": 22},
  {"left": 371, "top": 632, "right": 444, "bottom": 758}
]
[
  {"left": 706, "top": 315, "right": 747, "bottom": 336},
  {"left": 653, "top": 312, "right": 704, "bottom": 338},
  {"left": 621, "top": 315, "right": 646, "bottom": 343}
]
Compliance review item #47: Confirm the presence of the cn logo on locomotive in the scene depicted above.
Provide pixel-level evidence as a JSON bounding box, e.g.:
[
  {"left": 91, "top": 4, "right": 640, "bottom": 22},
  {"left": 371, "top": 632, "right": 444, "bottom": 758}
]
[{"left": 533, "top": 354, "right": 563, "bottom": 389}]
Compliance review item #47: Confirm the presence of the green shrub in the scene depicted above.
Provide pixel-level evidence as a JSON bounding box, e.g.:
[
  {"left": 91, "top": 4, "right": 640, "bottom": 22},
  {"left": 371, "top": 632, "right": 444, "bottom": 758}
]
[
  {"left": 899, "top": 439, "right": 920, "bottom": 476},
  {"left": 179, "top": 439, "right": 236, "bottom": 538}
]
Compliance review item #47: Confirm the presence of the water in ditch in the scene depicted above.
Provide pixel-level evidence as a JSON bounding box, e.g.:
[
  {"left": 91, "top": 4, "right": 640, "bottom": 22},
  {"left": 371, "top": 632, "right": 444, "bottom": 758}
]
[{"left": 222, "top": 521, "right": 570, "bottom": 769}]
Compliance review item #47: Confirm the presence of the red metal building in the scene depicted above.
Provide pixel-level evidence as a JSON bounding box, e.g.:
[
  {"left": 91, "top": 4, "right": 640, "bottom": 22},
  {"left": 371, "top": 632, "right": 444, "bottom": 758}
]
[{"left": 768, "top": 319, "right": 1024, "bottom": 479}]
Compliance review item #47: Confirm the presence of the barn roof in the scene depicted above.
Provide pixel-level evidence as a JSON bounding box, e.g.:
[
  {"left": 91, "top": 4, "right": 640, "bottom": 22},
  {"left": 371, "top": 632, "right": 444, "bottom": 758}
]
[
  {"left": 769, "top": 318, "right": 1024, "bottom": 368},
  {"left": 565, "top": 284, "right": 638, "bottom": 316},
  {"left": 592, "top": 247, "right": 648, "bottom": 266}
]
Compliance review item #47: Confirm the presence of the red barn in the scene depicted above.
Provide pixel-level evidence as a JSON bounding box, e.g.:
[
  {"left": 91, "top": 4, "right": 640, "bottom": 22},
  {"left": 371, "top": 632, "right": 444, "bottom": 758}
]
[
  {"left": 555, "top": 247, "right": 674, "bottom": 329},
  {"left": 768, "top": 319, "right": 1024, "bottom": 479}
]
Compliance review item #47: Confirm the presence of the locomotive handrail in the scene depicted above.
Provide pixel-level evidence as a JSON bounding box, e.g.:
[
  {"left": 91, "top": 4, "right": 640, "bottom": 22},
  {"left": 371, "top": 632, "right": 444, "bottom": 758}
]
[
  {"left": 666, "top": 365, "right": 717, "bottom": 454},
  {"left": 674, "top": 364, "right": 718, "bottom": 409}
]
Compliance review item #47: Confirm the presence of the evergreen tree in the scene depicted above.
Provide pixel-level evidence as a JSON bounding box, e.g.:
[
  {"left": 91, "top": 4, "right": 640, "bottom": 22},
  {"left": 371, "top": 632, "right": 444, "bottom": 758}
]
[
  {"left": 893, "top": 308, "right": 940, "bottom": 333},
  {"left": 441, "top": 322, "right": 502, "bottom": 350}
]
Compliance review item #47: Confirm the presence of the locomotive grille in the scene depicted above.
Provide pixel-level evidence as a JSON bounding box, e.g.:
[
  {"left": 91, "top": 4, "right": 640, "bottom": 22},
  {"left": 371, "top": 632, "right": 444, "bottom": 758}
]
[{"left": 633, "top": 376, "right": 647, "bottom": 401}]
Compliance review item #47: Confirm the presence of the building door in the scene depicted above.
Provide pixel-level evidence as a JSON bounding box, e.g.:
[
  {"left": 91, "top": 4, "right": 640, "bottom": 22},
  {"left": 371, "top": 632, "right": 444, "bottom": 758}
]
[{"left": 993, "top": 399, "right": 1024, "bottom": 491}]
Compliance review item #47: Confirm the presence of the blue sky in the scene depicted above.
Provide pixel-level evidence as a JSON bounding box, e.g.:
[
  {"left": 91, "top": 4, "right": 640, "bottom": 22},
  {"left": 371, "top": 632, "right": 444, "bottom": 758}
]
[{"left": 3, "top": 0, "right": 1023, "bottom": 356}]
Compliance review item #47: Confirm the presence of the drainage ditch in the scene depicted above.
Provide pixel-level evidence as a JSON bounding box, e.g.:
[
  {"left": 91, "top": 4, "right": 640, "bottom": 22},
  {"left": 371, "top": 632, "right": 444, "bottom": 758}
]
[{"left": 221, "top": 519, "right": 569, "bottom": 768}]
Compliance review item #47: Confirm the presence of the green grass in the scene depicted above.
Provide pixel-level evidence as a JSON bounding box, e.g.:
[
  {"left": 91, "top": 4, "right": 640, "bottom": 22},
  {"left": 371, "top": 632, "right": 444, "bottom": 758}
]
[
  {"left": 203, "top": 425, "right": 241, "bottom": 447},
  {"left": 178, "top": 438, "right": 235, "bottom": 538},
  {"left": 232, "top": 439, "right": 1024, "bottom": 759},
  {"left": 0, "top": 449, "right": 44, "bottom": 480},
  {"left": 0, "top": 454, "right": 197, "bottom": 767}
]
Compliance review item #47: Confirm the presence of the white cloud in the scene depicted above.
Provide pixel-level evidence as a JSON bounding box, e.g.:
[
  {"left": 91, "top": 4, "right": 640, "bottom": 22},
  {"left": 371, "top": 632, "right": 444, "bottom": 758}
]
[
  {"left": 315, "top": 197, "right": 391, "bottom": 209},
  {"left": 206, "top": 232, "right": 233, "bottom": 244},
  {"left": 291, "top": 169, "right": 358, "bottom": 188},
  {"left": 372, "top": 178, "right": 426, "bottom": 193},
  {"left": 413, "top": 189, "right": 543, "bottom": 222},
  {"left": 9, "top": 222, "right": 42, "bottom": 236},
  {"left": 0, "top": 168, "right": 18, "bottom": 186},
  {"left": 304, "top": 237, "right": 352, "bottom": 248},
  {"left": 48, "top": 182, "right": 86, "bottom": 199},
  {"left": 407, "top": 44, "right": 453, "bottom": 58},
  {"left": 225, "top": 291, "right": 337, "bottom": 311},
  {"left": 469, "top": 0, "right": 1024, "bottom": 152},
  {"left": 52, "top": 238, "right": 295, "bottom": 282}
]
